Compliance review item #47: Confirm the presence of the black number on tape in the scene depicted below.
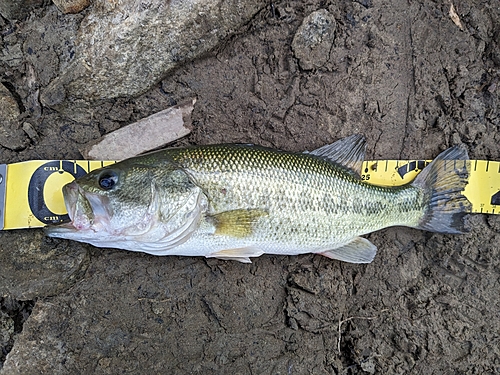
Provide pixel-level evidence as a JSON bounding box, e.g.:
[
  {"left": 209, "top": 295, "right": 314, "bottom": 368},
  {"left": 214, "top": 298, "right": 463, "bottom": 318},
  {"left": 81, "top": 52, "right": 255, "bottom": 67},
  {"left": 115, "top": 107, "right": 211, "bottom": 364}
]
[
  {"left": 397, "top": 160, "right": 429, "bottom": 179},
  {"left": 28, "top": 161, "right": 87, "bottom": 224},
  {"left": 491, "top": 191, "right": 500, "bottom": 206}
]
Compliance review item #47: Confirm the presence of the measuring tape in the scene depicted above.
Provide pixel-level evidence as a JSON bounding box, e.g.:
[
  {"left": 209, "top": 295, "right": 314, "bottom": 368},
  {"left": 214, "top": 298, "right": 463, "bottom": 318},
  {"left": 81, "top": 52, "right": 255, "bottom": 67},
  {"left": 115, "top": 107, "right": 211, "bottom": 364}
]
[
  {"left": 0, "top": 160, "right": 115, "bottom": 230},
  {"left": 0, "top": 159, "right": 497, "bottom": 230},
  {"left": 360, "top": 159, "right": 498, "bottom": 215}
]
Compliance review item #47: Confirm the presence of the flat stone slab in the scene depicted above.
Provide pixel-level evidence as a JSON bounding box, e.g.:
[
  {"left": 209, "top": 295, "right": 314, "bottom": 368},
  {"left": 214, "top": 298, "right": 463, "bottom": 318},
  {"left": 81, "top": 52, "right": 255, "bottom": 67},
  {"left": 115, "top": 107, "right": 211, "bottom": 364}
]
[{"left": 80, "top": 98, "right": 195, "bottom": 160}]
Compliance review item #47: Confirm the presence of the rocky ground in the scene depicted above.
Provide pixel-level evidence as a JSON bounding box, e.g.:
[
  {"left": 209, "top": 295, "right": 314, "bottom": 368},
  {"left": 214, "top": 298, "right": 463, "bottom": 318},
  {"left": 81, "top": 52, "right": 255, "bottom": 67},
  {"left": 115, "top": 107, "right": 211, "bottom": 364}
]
[{"left": 0, "top": 0, "right": 499, "bottom": 373}]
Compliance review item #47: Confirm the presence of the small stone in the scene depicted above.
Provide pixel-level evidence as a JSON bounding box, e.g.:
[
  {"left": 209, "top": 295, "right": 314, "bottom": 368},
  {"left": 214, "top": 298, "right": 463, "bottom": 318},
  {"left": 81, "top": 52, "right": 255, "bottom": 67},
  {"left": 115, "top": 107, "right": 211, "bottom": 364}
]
[
  {"left": 98, "top": 357, "right": 112, "bottom": 368},
  {"left": 52, "top": 0, "right": 91, "bottom": 14},
  {"left": 288, "top": 317, "right": 299, "bottom": 330},
  {"left": 361, "top": 357, "right": 376, "bottom": 374},
  {"left": 22, "top": 122, "right": 39, "bottom": 142},
  {"left": 451, "top": 132, "right": 462, "bottom": 145},
  {"left": 487, "top": 81, "right": 497, "bottom": 93},
  {"left": 292, "top": 9, "right": 337, "bottom": 70}
]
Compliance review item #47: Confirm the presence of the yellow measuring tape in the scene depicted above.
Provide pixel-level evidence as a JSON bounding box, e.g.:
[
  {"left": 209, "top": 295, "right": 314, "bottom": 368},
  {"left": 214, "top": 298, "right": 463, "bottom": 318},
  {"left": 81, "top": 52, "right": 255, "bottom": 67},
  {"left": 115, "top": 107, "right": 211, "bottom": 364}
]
[
  {"left": 360, "top": 159, "right": 498, "bottom": 215},
  {"left": 0, "top": 159, "right": 497, "bottom": 230},
  {"left": 1, "top": 161, "right": 115, "bottom": 230}
]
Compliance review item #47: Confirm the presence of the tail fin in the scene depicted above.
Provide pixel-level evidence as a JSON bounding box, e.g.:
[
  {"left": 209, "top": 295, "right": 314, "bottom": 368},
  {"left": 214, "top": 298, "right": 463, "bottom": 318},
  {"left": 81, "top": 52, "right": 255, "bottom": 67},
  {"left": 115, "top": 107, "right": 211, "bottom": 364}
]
[{"left": 412, "top": 144, "right": 471, "bottom": 234}]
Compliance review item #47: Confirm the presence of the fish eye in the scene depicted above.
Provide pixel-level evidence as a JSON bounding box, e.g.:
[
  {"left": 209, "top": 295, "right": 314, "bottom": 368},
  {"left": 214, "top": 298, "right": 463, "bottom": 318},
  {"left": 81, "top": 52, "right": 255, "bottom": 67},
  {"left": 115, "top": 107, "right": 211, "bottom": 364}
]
[{"left": 98, "top": 171, "right": 119, "bottom": 190}]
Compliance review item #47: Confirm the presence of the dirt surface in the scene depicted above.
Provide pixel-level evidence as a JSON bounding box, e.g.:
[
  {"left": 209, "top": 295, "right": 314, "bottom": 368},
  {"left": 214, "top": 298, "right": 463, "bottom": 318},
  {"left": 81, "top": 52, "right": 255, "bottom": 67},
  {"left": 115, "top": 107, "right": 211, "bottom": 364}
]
[{"left": 1, "top": 0, "right": 500, "bottom": 374}]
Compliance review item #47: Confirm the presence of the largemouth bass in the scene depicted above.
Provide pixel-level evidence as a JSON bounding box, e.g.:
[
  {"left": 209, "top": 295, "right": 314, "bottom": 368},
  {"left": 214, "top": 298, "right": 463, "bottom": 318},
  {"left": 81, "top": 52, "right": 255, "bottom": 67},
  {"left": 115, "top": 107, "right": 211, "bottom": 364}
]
[{"left": 46, "top": 135, "right": 471, "bottom": 263}]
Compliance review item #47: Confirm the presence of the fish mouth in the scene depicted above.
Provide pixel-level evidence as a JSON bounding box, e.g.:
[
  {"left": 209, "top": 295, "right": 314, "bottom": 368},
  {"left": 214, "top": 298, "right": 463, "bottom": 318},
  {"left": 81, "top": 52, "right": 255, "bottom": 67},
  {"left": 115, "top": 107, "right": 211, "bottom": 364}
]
[
  {"left": 46, "top": 181, "right": 111, "bottom": 236},
  {"left": 62, "top": 181, "right": 82, "bottom": 223}
]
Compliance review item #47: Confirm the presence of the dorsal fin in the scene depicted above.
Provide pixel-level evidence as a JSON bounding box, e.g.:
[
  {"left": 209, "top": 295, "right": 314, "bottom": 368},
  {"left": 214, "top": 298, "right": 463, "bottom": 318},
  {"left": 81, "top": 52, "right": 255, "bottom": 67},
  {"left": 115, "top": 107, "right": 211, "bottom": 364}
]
[{"left": 307, "top": 134, "right": 366, "bottom": 174}]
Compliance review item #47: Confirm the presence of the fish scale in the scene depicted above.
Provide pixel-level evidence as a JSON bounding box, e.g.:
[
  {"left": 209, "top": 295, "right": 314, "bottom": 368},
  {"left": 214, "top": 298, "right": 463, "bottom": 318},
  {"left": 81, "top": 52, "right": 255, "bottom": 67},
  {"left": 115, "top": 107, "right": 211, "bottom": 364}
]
[
  {"left": 46, "top": 135, "right": 471, "bottom": 263},
  {"left": 163, "top": 144, "right": 425, "bottom": 250}
]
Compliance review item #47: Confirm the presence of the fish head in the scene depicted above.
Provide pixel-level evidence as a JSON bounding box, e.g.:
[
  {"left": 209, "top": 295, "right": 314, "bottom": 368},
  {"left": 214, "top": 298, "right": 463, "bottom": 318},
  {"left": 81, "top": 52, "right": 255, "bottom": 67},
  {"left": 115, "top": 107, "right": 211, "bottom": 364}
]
[
  {"left": 60, "top": 166, "right": 136, "bottom": 234},
  {"left": 46, "top": 158, "right": 204, "bottom": 250}
]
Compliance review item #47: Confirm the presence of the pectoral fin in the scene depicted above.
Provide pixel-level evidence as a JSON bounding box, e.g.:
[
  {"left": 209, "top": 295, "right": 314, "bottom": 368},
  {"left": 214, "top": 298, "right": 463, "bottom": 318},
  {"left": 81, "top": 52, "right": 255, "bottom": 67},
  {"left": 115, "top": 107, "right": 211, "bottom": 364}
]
[
  {"left": 318, "top": 237, "right": 377, "bottom": 263},
  {"left": 210, "top": 209, "right": 268, "bottom": 238},
  {"left": 207, "top": 247, "right": 265, "bottom": 263}
]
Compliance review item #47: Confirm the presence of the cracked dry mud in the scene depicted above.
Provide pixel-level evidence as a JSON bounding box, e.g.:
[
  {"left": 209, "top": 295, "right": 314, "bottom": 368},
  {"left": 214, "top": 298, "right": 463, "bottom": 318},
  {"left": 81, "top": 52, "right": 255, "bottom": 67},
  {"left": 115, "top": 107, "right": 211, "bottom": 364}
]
[{"left": 1, "top": 0, "right": 499, "bottom": 374}]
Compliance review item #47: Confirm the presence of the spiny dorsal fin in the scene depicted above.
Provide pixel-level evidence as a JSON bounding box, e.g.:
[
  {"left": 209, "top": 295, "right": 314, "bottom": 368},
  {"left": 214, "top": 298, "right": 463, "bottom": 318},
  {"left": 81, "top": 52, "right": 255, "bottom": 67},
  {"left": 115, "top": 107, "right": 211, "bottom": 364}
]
[
  {"left": 210, "top": 209, "right": 268, "bottom": 238},
  {"left": 307, "top": 134, "right": 366, "bottom": 175}
]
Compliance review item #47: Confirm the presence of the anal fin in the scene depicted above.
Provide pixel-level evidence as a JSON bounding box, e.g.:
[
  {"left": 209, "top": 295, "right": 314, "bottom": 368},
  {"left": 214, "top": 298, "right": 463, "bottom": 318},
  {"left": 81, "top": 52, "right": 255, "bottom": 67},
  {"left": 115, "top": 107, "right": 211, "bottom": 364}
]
[
  {"left": 207, "top": 247, "right": 265, "bottom": 263},
  {"left": 317, "top": 237, "right": 377, "bottom": 264}
]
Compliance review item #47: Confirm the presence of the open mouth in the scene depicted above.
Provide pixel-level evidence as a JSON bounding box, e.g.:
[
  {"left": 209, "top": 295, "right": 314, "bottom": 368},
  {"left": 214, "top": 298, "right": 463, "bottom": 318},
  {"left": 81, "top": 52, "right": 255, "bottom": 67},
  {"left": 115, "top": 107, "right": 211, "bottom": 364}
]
[
  {"left": 61, "top": 181, "right": 95, "bottom": 231},
  {"left": 43, "top": 182, "right": 88, "bottom": 236},
  {"left": 62, "top": 181, "right": 81, "bottom": 222},
  {"left": 65, "top": 181, "right": 114, "bottom": 231},
  {"left": 46, "top": 181, "right": 113, "bottom": 237}
]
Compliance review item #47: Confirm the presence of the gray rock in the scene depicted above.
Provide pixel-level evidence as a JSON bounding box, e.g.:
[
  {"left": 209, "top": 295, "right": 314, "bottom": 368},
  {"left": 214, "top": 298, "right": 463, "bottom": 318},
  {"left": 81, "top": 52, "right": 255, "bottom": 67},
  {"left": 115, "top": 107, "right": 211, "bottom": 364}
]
[
  {"left": 41, "top": 0, "right": 267, "bottom": 108},
  {"left": 0, "top": 231, "right": 89, "bottom": 300},
  {"left": 0, "top": 83, "right": 29, "bottom": 151},
  {"left": 0, "top": 0, "right": 44, "bottom": 20},
  {"left": 1, "top": 301, "right": 67, "bottom": 374},
  {"left": 292, "top": 9, "right": 337, "bottom": 70}
]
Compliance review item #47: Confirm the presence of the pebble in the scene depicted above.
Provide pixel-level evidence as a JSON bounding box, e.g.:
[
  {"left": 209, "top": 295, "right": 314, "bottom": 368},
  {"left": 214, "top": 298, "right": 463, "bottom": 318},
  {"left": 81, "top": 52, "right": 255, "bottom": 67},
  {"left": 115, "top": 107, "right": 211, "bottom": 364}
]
[
  {"left": 52, "top": 0, "right": 91, "bottom": 14},
  {"left": 291, "top": 9, "right": 337, "bottom": 70}
]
